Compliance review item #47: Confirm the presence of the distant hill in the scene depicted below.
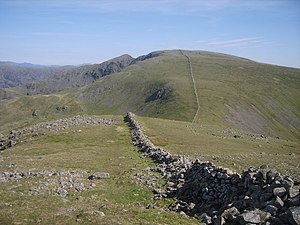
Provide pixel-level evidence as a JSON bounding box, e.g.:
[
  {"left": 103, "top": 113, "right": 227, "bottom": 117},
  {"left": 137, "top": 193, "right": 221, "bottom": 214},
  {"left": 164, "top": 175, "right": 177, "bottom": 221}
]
[
  {"left": 25, "top": 54, "right": 134, "bottom": 94},
  {"left": 0, "top": 61, "right": 65, "bottom": 88},
  {"left": 2, "top": 61, "right": 53, "bottom": 68},
  {"left": 0, "top": 50, "right": 299, "bottom": 141}
]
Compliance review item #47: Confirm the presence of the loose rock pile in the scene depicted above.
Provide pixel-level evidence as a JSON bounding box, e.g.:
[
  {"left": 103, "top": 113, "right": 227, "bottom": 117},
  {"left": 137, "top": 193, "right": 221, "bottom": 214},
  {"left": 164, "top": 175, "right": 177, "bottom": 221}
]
[
  {"left": 124, "top": 112, "right": 300, "bottom": 225},
  {"left": 0, "top": 115, "right": 113, "bottom": 151},
  {"left": 0, "top": 169, "right": 96, "bottom": 197}
]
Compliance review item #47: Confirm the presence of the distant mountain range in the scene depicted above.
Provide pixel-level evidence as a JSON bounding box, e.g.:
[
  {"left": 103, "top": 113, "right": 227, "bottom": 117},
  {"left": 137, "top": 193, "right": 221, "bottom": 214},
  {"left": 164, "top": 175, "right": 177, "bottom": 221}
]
[
  {"left": 0, "top": 61, "right": 69, "bottom": 88},
  {"left": 2, "top": 61, "right": 57, "bottom": 68}
]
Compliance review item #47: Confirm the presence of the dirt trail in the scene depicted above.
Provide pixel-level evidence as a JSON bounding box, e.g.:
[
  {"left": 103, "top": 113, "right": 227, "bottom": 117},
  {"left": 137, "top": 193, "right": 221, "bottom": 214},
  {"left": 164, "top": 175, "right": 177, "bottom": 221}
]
[{"left": 179, "top": 50, "right": 200, "bottom": 131}]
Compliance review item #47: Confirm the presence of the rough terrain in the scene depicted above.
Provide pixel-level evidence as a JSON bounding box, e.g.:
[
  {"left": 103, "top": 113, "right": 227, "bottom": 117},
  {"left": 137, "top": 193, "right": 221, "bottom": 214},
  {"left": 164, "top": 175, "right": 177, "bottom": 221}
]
[{"left": 125, "top": 112, "right": 300, "bottom": 225}]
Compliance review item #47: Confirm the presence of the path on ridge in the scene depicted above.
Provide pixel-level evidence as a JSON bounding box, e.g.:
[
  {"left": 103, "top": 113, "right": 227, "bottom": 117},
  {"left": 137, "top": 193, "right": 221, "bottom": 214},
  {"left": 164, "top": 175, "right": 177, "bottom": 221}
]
[{"left": 179, "top": 50, "right": 200, "bottom": 130}]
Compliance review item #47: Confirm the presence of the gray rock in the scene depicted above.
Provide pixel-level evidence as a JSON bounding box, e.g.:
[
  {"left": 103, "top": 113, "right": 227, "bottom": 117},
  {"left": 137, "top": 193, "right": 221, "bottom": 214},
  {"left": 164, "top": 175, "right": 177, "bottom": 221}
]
[
  {"left": 287, "top": 194, "right": 300, "bottom": 207},
  {"left": 283, "top": 176, "right": 294, "bottom": 188},
  {"left": 94, "top": 210, "right": 105, "bottom": 217},
  {"left": 273, "top": 187, "right": 287, "bottom": 197},
  {"left": 274, "top": 196, "right": 284, "bottom": 208},
  {"left": 212, "top": 215, "right": 225, "bottom": 225},
  {"left": 198, "top": 213, "right": 212, "bottom": 224},
  {"left": 289, "top": 206, "right": 300, "bottom": 225},
  {"left": 289, "top": 187, "right": 300, "bottom": 198},
  {"left": 238, "top": 209, "right": 271, "bottom": 225},
  {"left": 88, "top": 172, "right": 110, "bottom": 180},
  {"left": 187, "top": 202, "right": 196, "bottom": 210},
  {"left": 222, "top": 206, "right": 239, "bottom": 222},
  {"left": 56, "top": 187, "right": 68, "bottom": 196},
  {"left": 279, "top": 206, "right": 300, "bottom": 225}
]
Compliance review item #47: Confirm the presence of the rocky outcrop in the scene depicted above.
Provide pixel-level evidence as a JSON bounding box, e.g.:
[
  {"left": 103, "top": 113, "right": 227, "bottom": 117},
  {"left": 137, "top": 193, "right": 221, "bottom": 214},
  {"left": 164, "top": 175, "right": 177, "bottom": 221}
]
[
  {"left": 0, "top": 115, "right": 113, "bottom": 151},
  {"left": 124, "top": 112, "right": 300, "bottom": 225},
  {"left": 145, "top": 87, "right": 173, "bottom": 102}
]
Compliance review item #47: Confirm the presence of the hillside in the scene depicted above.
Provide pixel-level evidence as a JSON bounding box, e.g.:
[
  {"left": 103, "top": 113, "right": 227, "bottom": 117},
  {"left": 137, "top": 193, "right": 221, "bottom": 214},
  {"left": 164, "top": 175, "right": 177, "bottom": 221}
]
[
  {"left": 0, "top": 116, "right": 199, "bottom": 225},
  {"left": 77, "top": 50, "right": 300, "bottom": 140},
  {"left": 1, "top": 50, "right": 299, "bottom": 141},
  {"left": 25, "top": 54, "right": 134, "bottom": 94},
  {"left": 0, "top": 49, "right": 299, "bottom": 224}
]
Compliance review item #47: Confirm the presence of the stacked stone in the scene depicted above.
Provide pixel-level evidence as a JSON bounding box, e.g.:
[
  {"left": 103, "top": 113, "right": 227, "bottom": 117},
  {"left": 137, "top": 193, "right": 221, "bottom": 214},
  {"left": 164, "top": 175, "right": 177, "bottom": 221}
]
[
  {"left": 0, "top": 116, "right": 114, "bottom": 151},
  {"left": 124, "top": 112, "right": 192, "bottom": 194},
  {"left": 124, "top": 112, "right": 300, "bottom": 225}
]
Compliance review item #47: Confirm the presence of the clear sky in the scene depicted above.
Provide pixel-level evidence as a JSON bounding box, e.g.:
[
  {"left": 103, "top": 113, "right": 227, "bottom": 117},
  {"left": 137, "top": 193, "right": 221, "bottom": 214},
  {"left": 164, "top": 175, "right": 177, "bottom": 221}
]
[{"left": 0, "top": 0, "right": 299, "bottom": 68}]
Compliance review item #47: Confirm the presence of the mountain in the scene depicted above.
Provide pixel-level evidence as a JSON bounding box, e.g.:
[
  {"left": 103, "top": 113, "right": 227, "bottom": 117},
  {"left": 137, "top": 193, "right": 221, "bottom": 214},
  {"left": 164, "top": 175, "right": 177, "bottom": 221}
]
[
  {"left": 77, "top": 50, "right": 300, "bottom": 140},
  {"left": 0, "top": 62, "right": 71, "bottom": 88},
  {"left": 0, "top": 61, "right": 65, "bottom": 88},
  {"left": 2, "top": 61, "right": 53, "bottom": 68},
  {"left": 1, "top": 50, "right": 299, "bottom": 141},
  {"left": 25, "top": 54, "right": 134, "bottom": 94}
]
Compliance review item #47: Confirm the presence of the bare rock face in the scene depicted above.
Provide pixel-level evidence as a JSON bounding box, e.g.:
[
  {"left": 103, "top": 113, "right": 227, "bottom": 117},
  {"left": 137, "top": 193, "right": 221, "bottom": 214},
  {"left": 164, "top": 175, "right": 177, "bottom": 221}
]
[
  {"left": 145, "top": 87, "right": 173, "bottom": 102},
  {"left": 124, "top": 112, "right": 300, "bottom": 225}
]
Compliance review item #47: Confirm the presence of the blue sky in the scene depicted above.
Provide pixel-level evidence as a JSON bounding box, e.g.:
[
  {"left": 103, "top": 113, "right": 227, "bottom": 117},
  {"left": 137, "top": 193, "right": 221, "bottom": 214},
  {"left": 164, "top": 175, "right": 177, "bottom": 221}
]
[{"left": 0, "top": 0, "right": 299, "bottom": 68}]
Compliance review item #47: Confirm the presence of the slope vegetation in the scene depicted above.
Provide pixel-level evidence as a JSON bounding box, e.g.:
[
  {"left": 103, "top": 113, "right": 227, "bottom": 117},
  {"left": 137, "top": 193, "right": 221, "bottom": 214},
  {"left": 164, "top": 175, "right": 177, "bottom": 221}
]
[
  {"left": 1, "top": 50, "right": 299, "bottom": 141},
  {"left": 78, "top": 50, "right": 300, "bottom": 140}
]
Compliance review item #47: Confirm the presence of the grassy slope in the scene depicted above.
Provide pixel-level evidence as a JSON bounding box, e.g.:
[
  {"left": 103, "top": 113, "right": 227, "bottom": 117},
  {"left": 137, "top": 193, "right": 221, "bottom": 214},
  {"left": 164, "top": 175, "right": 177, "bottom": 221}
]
[
  {"left": 0, "top": 50, "right": 299, "bottom": 223},
  {"left": 137, "top": 116, "right": 300, "bottom": 181},
  {"left": 187, "top": 50, "right": 300, "bottom": 140},
  {"left": 0, "top": 92, "right": 84, "bottom": 133},
  {"left": 0, "top": 117, "right": 198, "bottom": 225},
  {"left": 1, "top": 50, "right": 299, "bottom": 140},
  {"left": 77, "top": 49, "right": 300, "bottom": 140},
  {"left": 78, "top": 50, "right": 196, "bottom": 121}
]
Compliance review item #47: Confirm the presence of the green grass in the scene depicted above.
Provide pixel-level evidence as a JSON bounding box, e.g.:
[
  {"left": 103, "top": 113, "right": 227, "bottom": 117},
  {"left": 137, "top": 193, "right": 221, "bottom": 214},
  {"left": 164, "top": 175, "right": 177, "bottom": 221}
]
[
  {"left": 0, "top": 92, "right": 84, "bottom": 133},
  {"left": 1, "top": 49, "right": 299, "bottom": 224},
  {"left": 77, "top": 50, "right": 300, "bottom": 140},
  {"left": 137, "top": 115, "right": 300, "bottom": 180},
  {"left": 0, "top": 117, "right": 199, "bottom": 225},
  {"left": 188, "top": 51, "right": 300, "bottom": 140},
  {"left": 1, "top": 50, "right": 299, "bottom": 140}
]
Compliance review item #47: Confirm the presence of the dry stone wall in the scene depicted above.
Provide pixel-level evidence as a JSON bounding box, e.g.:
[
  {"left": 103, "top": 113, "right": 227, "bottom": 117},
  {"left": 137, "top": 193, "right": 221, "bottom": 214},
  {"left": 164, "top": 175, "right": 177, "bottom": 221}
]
[
  {"left": 124, "top": 112, "right": 300, "bottom": 225},
  {"left": 0, "top": 115, "right": 113, "bottom": 151}
]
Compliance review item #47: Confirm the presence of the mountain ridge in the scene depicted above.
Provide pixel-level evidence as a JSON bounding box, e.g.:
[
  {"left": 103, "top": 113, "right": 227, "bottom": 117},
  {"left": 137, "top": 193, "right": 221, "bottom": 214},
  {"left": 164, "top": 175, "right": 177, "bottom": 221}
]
[{"left": 0, "top": 49, "right": 299, "bottom": 141}]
